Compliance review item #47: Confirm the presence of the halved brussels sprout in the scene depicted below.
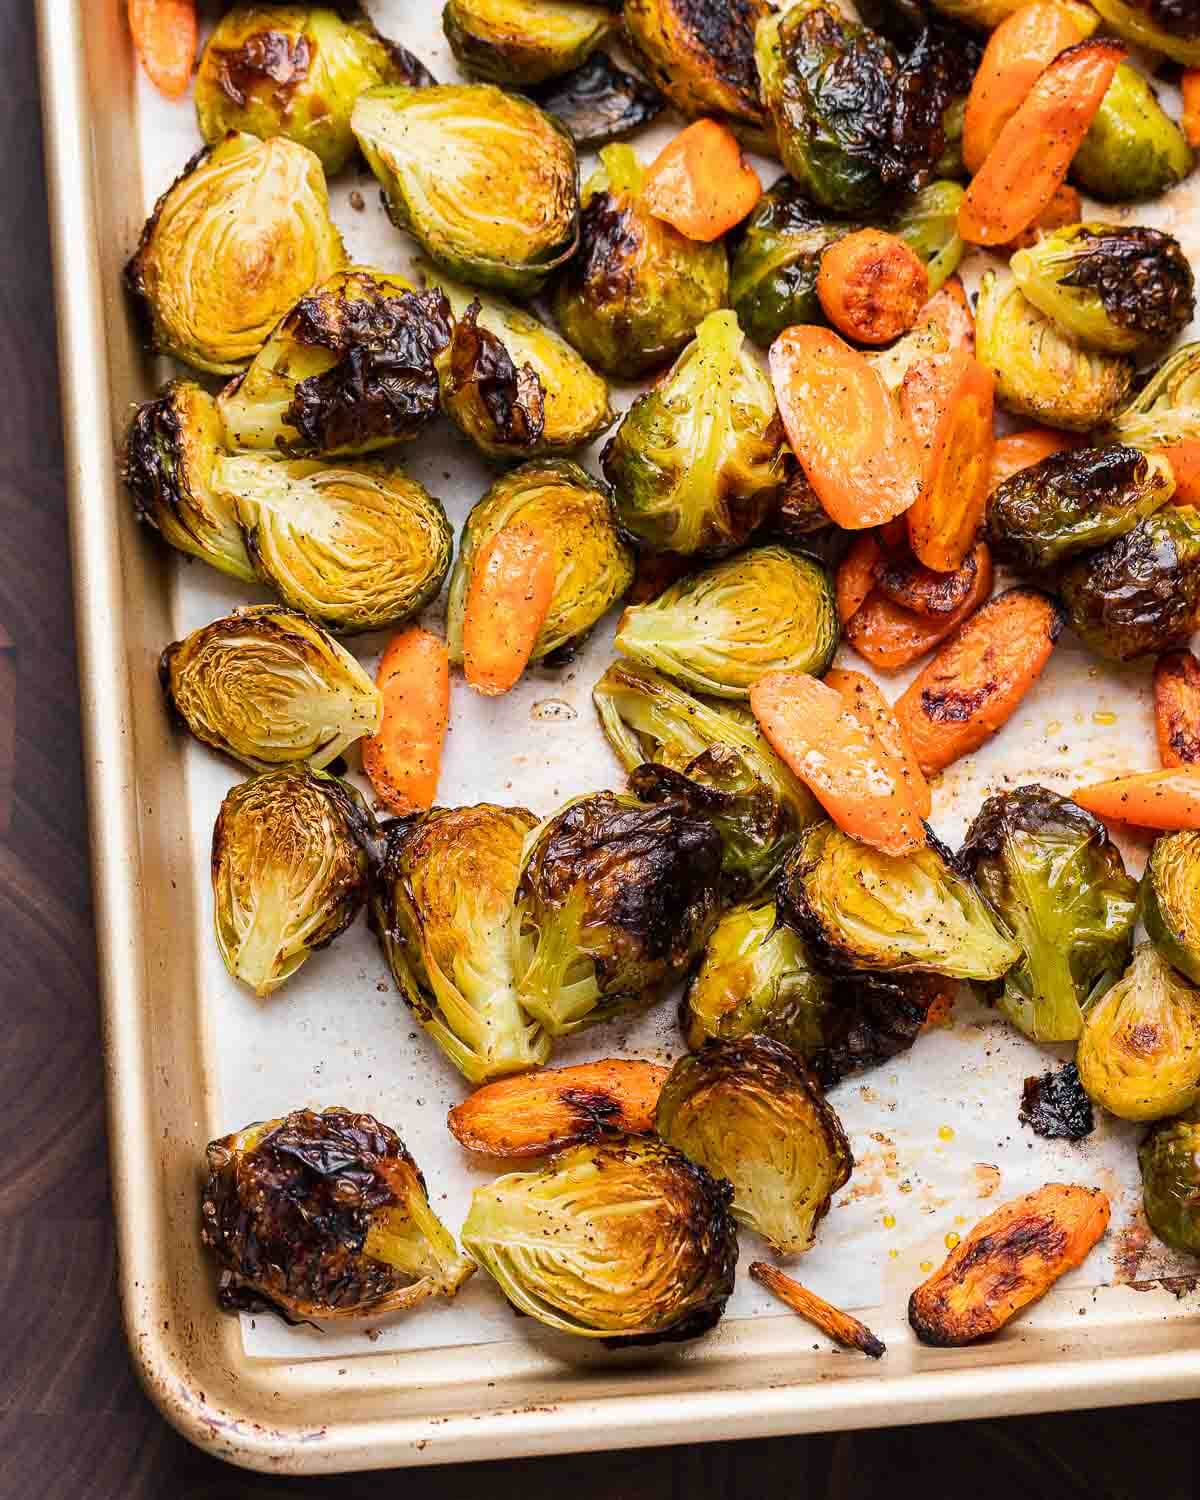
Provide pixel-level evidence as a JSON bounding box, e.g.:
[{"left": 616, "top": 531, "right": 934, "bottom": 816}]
[
  {"left": 201, "top": 1107, "right": 474, "bottom": 1320},
  {"left": 444, "top": 0, "right": 612, "bottom": 84},
  {"left": 531, "top": 50, "right": 665, "bottom": 147},
  {"left": 513, "top": 790, "right": 722, "bottom": 1035},
  {"left": 124, "top": 380, "right": 255, "bottom": 583},
  {"left": 1139, "top": 1106, "right": 1200, "bottom": 1255},
  {"left": 160, "top": 605, "right": 382, "bottom": 770},
  {"left": 1059, "top": 504, "right": 1200, "bottom": 663},
  {"left": 1088, "top": 0, "right": 1200, "bottom": 65},
  {"left": 614, "top": 545, "right": 838, "bottom": 699},
  {"left": 1076, "top": 944, "right": 1200, "bottom": 1121},
  {"left": 214, "top": 455, "right": 453, "bottom": 635},
  {"left": 892, "top": 180, "right": 966, "bottom": 296},
  {"left": 960, "top": 785, "right": 1138, "bottom": 1043},
  {"left": 461, "top": 1137, "right": 737, "bottom": 1343},
  {"left": 781, "top": 821, "right": 1021, "bottom": 981},
  {"left": 987, "top": 444, "right": 1174, "bottom": 572},
  {"left": 369, "top": 804, "right": 550, "bottom": 1083},
  {"left": 975, "top": 272, "right": 1134, "bottom": 433},
  {"left": 1072, "top": 64, "right": 1193, "bottom": 203},
  {"left": 351, "top": 84, "right": 579, "bottom": 295},
  {"left": 211, "top": 766, "right": 371, "bottom": 996},
  {"left": 601, "top": 310, "right": 787, "bottom": 555},
  {"left": 217, "top": 270, "right": 452, "bottom": 457},
  {"left": 656, "top": 1037, "right": 852, "bottom": 1255},
  {"left": 1108, "top": 341, "right": 1200, "bottom": 450},
  {"left": 125, "top": 133, "right": 346, "bottom": 375},
  {"left": 1140, "top": 831, "right": 1200, "bottom": 986},
  {"left": 550, "top": 144, "right": 728, "bottom": 379}
]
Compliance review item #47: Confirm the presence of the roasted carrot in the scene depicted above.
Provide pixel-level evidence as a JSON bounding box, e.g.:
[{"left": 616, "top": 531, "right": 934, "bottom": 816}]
[
  {"left": 1155, "top": 650, "right": 1200, "bottom": 768},
  {"left": 916, "top": 276, "right": 974, "bottom": 355},
  {"left": 1004, "top": 182, "right": 1083, "bottom": 251},
  {"left": 815, "top": 229, "right": 929, "bottom": 346},
  {"left": 876, "top": 547, "right": 981, "bottom": 619},
  {"left": 846, "top": 543, "right": 994, "bottom": 671},
  {"left": 128, "top": 0, "right": 197, "bottom": 99},
  {"left": 958, "top": 40, "right": 1126, "bottom": 247},
  {"left": 825, "top": 667, "right": 932, "bottom": 818},
  {"left": 894, "top": 587, "right": 1063, "bottom": 774},
  {"left": 1159, "top": 440, "right": 1200, "bottom": 503},
  {"left": 1183, "top": 69, "right": 1200, "bottom": 149},
  {"left": 835, "top": 534, "right": 883, "bottom": 626},
  {"left": 1072, "top": 767, "right": 1200, "bottom": 829},
  {"left": 750, "top": 1263, "right": 885, "bottom": 1359},
  {"left": 641, "top": 120, "right": 762, "bottom": 242},
  {"left": 361, "top": 625, "right": 450, "bottom": 816},
  {"left": 750, "top": 671, "right": 926, "bottom": 855},
  {"left": 989, "top": 427, "right": 1081, "bottom": 492},
  {"left": 462, "top": 521, "right": 556, "bottom": 696},
  {"left": 770, "top": 326, "right": 922, "bottom": 530},
  {"left": 876, "top": 517, "right": 910, "bottom": 554}
]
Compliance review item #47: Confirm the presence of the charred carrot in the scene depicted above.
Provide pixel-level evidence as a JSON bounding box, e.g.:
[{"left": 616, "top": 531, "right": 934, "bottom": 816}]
[
  {"left": 1004, "top": 182, "right": 1083, "bottom": 251},
  {"left": 815, "top": 229, "right": 929, "bottom": 346},
  {"left": 641, "top": 120, "right": 762, "bottom": 242},
  {"left": 989, "top": 427, "right": 1081, "bottom": 492},
  {"left": 128, "top": 0, "right": 197, "bottom": 99},
  {"left": 361, "top": 625, "right": 449, "bottom": 816},
  {"left": 846, "top": 544, "right": 994, "bottom": 671},
  {"left": 1155, "top": 650, "right": 1200, "bottom": 768},
  {"left": 750, "top": 1263, "right": 885, "bottom": 1359},
  {"left": 1072, "top": 767, "right": 1200, "bottom": 829},
  {"left": 1183, "top": 69, "right": 1200, "bottom": 149},
  {"left": 462, "top": 521, "right": 556, "bottom": 695},
  {"left": 902, "top": 351, "right": 995, "bottom": 573},
  {"left": 916, "top": 276, "right": 975, "bottom": 355},
  {"left": 1159, "top": 440, "right": 1200, "bottom": 504},
  {"left": 876, "top": 547, "right": 981, "bottom": 619},
  {"left": 825, "top": 667, "right": 932, "bottom": 818},
  {"left": 836, "top": 534, "right": 883, "bottom": 626}
]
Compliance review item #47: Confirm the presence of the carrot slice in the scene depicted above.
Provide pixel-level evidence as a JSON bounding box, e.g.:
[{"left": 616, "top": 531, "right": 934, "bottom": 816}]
[
  {"left": 836, "top": 534, "right": 883, "bottom": 625},
  {"left": 1183, "top": 69, "right": 1200, "bottom": 149},
  {"left": 916, "top": 277, "right": 974, "bottom": 355},
  {"left": 750, "top": 1263, "right": 885, "bottom": 1358},
  {"left": 876, "top": 547, "right": 980, "bottom": 619},
  {"left": 895, "top": 586, "right": 1063, "bottom": 774},
  {"left": 815, "top": 229, "right": 929, "bottom": 346},
  {"left": 989, "top": 427, "right": 1081, "bottom": 492},
  {"left": 825, "top": 667, "right": 932, "bottom": 818},
  {"left": 128, "top": 0, "right": 197, "bottom": 99},
  {"left": 641, "top": 120, "right": 762, "bottom": 242},
  {"left": 750, "top": 671, "right": 926, "bottom": 855},
  {"left": 846, "top": 543, "right": 994, "bottom": 671},
  {"left": 958, "top": 40, "right": 1126, "bottom": 247},
  {"left": 1003, "top": 182, "right": 1083, "bottom": 251},
  {"left": 462, "top": 521, "right": 556, "bottom": 696},
  {"left": 876, "top": 517, "right": 910, "bottom": 553},
  {"left": 1159, "top": 440, "right": 1200, "bottom": 504},
  {"left": 1073, "top": 767, "right": 1200, "bottom": 829},
  {"left": 770, "top": 326, "right": 922, "bottom": 530},
  {"left": 1155, "top": 650, "right": 1200, "bottom": 768},
  {"left": 361, "top": 626, "right": 450, "bottom": 816},
  {"left": 902, "top": 351, "right": 995, "bottom": 573}
]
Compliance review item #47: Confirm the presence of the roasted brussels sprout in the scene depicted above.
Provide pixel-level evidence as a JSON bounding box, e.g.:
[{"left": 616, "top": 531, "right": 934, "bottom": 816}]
[
  {"left": 201, "top": 1107, "right": 474, "bottom": 1320},
  {"left": 960, "top": 785, "right": 1138, "bottom": 1044},
  {"left": 124, "top": 380, "right": 255, "bottom": 583},
  {"left": 445, "top": 461, "right": 633, "bottom": 666},
  {"left": 217, "top": 270, "right": 452, "bottom": 457},
  {"left": 211, "top": 767, "right": 371, "bottom": 996},
  {"left": 772, "top": 462, "right": 832, "bottom": 540},
  {"left": 1140, "top": 831, "right": 1200, "bottom": 986},
  {"left": 781, "top": 821, "right": 1021, "bottom": 982},
  {"left": 351, "top": 84, "right": 579, "bottom": 295},
  {"left": 614, "top": 546, "right": 838, "bottom": 699},
  {"left": 125, "top": 133, "right": 345, "bottom": 375},
  {"left": 975, "top": 272, "right": 1134, "bottom": 433},
  {"left": 1059, "top": 504, "right": 1200, "bottom": 663},
  {"left": 461, "top": 1137, "right": 737, "bottom": 1343},
  {"left": 513, "top": 790, "right": 722, "bottom": 1035},
  {"left": 1076, "top": 943, "right": 1200, "bottom": 1121},
  {"left": 987, "top": 444, "right": 1174, "bottom": 572},
  {"left": 444, "top": 0, "right": 611, "bottom": 84},
  {"left": 892, "top": 180, "right": 966, "bottom": 296},
  {"left": 1072, "top": 64, "right": 1193, "bottom": 203},
  {"left": 550, "top": 144, "right": 728, "bottom": 379},
  {"left": 369, "top": 804, "right": 550, "bottom": 1082},
  {"left": 1108, "top": 341, "right": 1200, "bottom": 451},
  {"left": 160, "top": 605, "right": 382, "bottom": 770},
  {"left": 1088, "top": 0, "right": 1200, "bottom": 65},
  {"left": 1139, "top": 1106, "right": 1200, "bottom": 1255},
  {"left": 656, "top": 1037, "right": 852, "bottom": 1255},
  {"left": 601, "top": 311, "right": 787, "bottom": 555},
  {"left": 214, "top": 455, "right": 452, "bottom": 635},
  {"left": 530, "top": 50, "right": 664, "bottom": 147}
]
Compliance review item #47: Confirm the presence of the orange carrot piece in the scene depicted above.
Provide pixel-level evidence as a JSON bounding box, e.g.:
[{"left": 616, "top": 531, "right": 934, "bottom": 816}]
[
  {"left": 361, "top": 626, "right": 450, "bottom": 816},
  {"left": 825, "top": 667, "right": 933, "bottom": 818},
  {"left": 750, "top": 1263, "right": 886, "bottom": 1358},
  {"left": 128, "top": 0, "right": 197, "bottom": 99},
  {"left": 1004, "top": 182, "right": 1083, "bottom": 251},
  {"left": 958, "top": 40, "right": 1126, "bottom": 247},
  {"left": 1159, "top": 440, "right": 1200, "bottom": 504},
  {"left": 916, "top": 276, "right": 975, "bottom": 355},
  {"left": 815, "top": 229, "right": 929, "bottom": 346},
  {"left": 463, "top": 522, "right": 556, "bottom": 696},
  {"left": 770, "top": 326, "right": 922, "bottom": 529},
  {"left": 989, "top": 427, "right": 1081, "bottom": 492},
  {"left": 846, "top": 543, "right": 994, "bottom": 671},
  {"left": 1183, "top": 69, "right": 1200, "bottom": 149},
  {"left": 876, "top": 547, "right": 981, "bottom": 619},
  {"left": 750, "top": 671, "right": 926, "bottom": 855},
  {"left": 1155, "top": 650, "right": 1200, "bottom": 768},
  {"left": 641, "top": 120, "right": 762, "bottom": 242},
  {"left": 876, "top": 517, "right": 910, "bottom": 553},
  {"left": 836, "top": 534, "right": 883, "bottom": 625},
  {"left": 1073, "top": 767, "right": 1200, "bottom": 829}
]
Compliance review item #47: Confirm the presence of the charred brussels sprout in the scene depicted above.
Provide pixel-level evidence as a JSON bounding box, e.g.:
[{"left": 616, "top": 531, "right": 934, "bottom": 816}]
[
  {"left": 550, "top": 144, "right": 728, "bottom": 379},
  {"left": 160, "top": 605, "right": 382, "bottom": 770},
  {"left": 961, "top": 785, "right": 1137, "bottom": 1043},
  {"left": 1140, "top": 831, "right": 1200, "bottom": 985},
  {"left": 445, "top": 461, "right": 633, "bottom": 665},
  {"left": 201, "top": 1107, "right": 474, "bottom": 1320},
  {"left": 1088, "top": 0, "right": 1200, "bottom": 65},
  {"left": 892, "top": 180, "right": 966, "bottom": 296},
  {"left": 444, "top": 0, "right": 612, "bottom": 84},
  {"left": 351, "top": 85, "right": 579, "bottom": 296},
  {"left": 125, "top": 133, "right": 345, "bottom": 376},
  {"left": 214, "top": 456, "right": 453, "bottom": 635},
  {"left": 514, "top": 790, "right": 722, "bottom": 1035},
  {"left": 987, "top": 444, "right": 1174, "bottom": 572},
  {"left": 601, "top": 310, "right": 787, "bottom": 555},
  {"left": 1139, "top": 1107, "right": 1200, "bottom": 1255},
  {"left": 211, "top": 767, "right": 371, "bottom": 996},
  {"left": 656, "top": 1037, "right": 852, "bottom": 1255},
  {"left": 1072, "top": 64, "right": 1193, "bottom": 203},
  {"left": 614, "top": 545, "right": 838, "bottom": 699},
  {"left": 369, "top": 805, "right": 550, "bottom": 1083},
  {"left": 124, "top": 381, "right": 255, "bottom": 584},
  {"left": 530, "top": 51, "right": 664, "bottom": 148},
  {"left": 461, "top": 1137, "right": 737, "bottom": 1343},
  {"left": 1108, "top": 341, "right": 1200, "bottom": 451}
]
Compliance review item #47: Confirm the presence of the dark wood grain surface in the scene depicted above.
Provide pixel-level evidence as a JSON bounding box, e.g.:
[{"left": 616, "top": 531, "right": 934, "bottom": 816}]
[{"left": 0, "top": 7, "right": 1195, "bottom": 1497}]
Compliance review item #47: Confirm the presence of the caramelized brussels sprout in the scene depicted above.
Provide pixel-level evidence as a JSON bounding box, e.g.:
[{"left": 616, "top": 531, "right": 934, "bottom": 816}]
[
  {"left": 530, "top": 50, "right": 664, "bottom": 147},
  {"left": 160, "top": 605, "right": 382, "bottom": 770},
  {"left": 1059, "top": 504, "right": 1200, "bottom": 662},
  {"left": 1072, "top": 64, "right": 1193, "bottom": 203},
  {"left": 461, "top": 1137, "right": 737, "bottom": 1343},
  {"left": 369, "top": 804, "right": 550, "bottom": 1083},
  {"left": 214, "top": 455, "right": 452, "bottom": 635},
  {"left": 960, "top": 785, "right": 1138, "bottom": 1043},
  {"left": 614, "top": 545, "right": 838, "bottom": 699},
  {"left": 124, "top": 380, "right": 255, "bottom": 583},
  {"left": 444, "top": 0, "right": 611, "bottom": 84},
  {"left": 1139, "top": 1106, "right": 1200, "bottom": 1255},
  {"left": 772, "top": 462, "right": 832, "bottom": 540},
  {"left": 781, "top": 821, "right": 1021, "bottom": 981},
  {"left": 1088, "top": 0, "right": 1200, "bottom": 65},
  {"left": 656, "top": 1037, "right": 852, "bottom": 1255},
  {"left": 601, "top": 310, "right": 787, "bottom": 555},
  {"left": 1108, "top": 341, "right": 1200, "bottom": 450},
  {"left": 550, "top": 144, "right": 728, "bottom": 378},
  {"left": 211, "top": 767, "right": 371, "bottom": 996},
  {"left": 216, "top": 270, "right": 452, "bottom": 457},
  {"left": 892, "top": 180, "right": 966, "bottom": 295},
  {"left": 125, "top": 133, "right": 346, "bottom": 375},
  {"left": 202, "top": 1107, "right": 474, "bottom": 1320},
  {"left": 513, "top": 790, "right": 722, "bottom": 1035},
  {"left": 445, "top": 461, "right": 633, "bottom": 666},
  {"left": 352, "top": 84, "right": 579, "bottom": 295},
  {"left": 1140, "top": 831, "right": 1200, "bottom": 985},
  {"left": 975, "top": 272, "right": 1134, "bottom": 432}
]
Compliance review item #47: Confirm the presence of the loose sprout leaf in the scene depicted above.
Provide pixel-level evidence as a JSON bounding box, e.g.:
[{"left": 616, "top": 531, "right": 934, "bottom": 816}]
[
  {"left": 531, "top": 50, "right": 664, "bottom": 147},
  {"left": 1019, "top": 1062, "right": 1094, "bottom": 1140},
  {"left": 1108, "top": 339, "right": 1200, "bottom": 450}
]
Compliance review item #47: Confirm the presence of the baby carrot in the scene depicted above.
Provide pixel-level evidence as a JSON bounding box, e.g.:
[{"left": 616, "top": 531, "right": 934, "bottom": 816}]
[
  {"left": 362, "top": 625, "right": 450, "bottom": 815},
  {"left": 463, "top": 522, "right": 556, "bottom": 696}
]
